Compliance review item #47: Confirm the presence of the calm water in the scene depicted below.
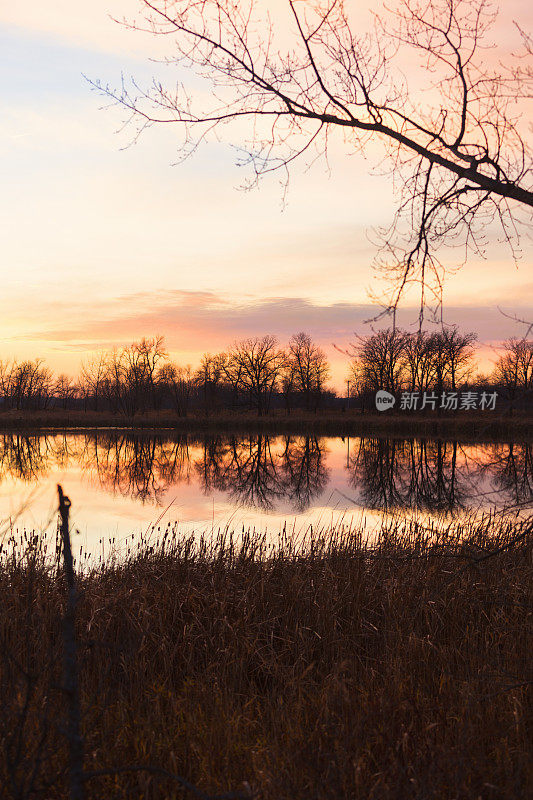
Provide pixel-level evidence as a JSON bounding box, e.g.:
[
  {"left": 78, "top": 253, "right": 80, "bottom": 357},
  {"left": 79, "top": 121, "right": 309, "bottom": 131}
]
[{"left": 0, "top": 432, "right": 531, "bottom": 556}]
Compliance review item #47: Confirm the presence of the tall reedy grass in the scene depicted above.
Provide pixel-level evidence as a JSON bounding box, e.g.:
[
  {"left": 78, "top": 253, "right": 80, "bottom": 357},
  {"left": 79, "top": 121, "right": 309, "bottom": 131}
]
[{"left": 0, "top": 514, "right": 531, "bottom": 799}]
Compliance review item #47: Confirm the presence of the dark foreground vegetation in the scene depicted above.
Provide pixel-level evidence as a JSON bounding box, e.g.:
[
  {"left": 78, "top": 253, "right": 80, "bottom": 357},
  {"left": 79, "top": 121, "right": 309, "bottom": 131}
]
[{"left": 1, "top": 514, "right": 531, "bottom": 799}]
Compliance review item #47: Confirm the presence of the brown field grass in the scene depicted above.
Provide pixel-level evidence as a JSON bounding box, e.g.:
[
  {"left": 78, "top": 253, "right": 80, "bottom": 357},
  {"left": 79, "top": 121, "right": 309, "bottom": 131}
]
[
  {"left": 0, "top": 407, "right": 531, "bottom": 442},
  {"left": 0, "top": 515, "right": 531, "bottom": 799}
]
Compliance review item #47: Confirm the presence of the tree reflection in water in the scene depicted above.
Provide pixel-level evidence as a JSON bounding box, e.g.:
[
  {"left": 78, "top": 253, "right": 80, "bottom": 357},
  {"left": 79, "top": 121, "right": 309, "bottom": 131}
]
[
  {"left": 193, "top": 434, "right": 329, "bottom": 510},
  {"left": 0, "top": 434, "right": 54, "bottom": 482},
  {"left": 198, "top": 435, "right": 283, "bottom": 509},
  {"left": 77, "top": 434, "right": 191, "bottom": 504},
  {"left": 479, "top": 443, "right": 533, "bottom": 510},
  {"left": 280, "top": 435, "right": 329, "bottom": 512},
  {"left": 0, "top": 433, "right": 530, "bottom": 514},
  {"left": 349, "top": 437, "right": 489, "bottom": 514}
]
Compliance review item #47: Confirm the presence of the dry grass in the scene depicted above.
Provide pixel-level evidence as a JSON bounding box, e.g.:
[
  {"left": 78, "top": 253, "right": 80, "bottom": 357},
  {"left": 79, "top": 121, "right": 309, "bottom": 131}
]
[{"left": 0, "top": 515, "right": 531, "bottom": 799}]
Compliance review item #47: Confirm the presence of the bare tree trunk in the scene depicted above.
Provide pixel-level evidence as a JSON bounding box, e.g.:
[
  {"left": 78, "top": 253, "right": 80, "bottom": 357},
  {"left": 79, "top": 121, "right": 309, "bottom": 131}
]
[{"left": 58, "top": 485, "right": 85, "bottom": 800}]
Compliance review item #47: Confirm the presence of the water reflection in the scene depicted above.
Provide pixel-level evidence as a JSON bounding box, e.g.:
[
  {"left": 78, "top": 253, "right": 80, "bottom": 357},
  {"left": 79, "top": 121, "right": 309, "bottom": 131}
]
[
  {"left": 480, "top": 442, "right": 533, "bottom": 508},
  {"left": 0, "top": 434, "right": 53, "bottom": 481},
  {"left": 281, "top": 436, "right": 329, "bottom": 512},
  {"left": 194, "top": 435, "right": 329, "bottom": 511},
  {"left": 78, "top": 434, "right": 191, "bottom": 504},
  {"left": 0, "top": 432, "right": 530, "bottom": 515},
  {"left": 348, "top": 438, "right": 467, "bottom": 514}
]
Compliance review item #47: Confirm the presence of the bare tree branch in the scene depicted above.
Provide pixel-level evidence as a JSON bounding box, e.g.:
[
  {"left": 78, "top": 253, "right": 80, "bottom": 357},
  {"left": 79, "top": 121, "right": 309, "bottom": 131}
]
[{"left": 90, "top": 0, "right": 532, "bottom": 319}]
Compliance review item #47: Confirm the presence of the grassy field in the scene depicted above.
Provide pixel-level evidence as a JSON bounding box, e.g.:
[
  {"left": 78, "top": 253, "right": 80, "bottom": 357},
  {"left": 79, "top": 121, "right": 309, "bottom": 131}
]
[
  {"left": 0, "top": 407, "right": 531, "bottom": 442},
  {"left": 0, "top": 515, "right": 531, "bottom": 799}
]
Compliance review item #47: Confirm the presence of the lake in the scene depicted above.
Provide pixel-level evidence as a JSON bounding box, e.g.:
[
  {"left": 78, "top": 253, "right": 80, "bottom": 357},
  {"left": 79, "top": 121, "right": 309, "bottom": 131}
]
[{"left": 0, "top": 431, "right": 531, "bottom": 560}]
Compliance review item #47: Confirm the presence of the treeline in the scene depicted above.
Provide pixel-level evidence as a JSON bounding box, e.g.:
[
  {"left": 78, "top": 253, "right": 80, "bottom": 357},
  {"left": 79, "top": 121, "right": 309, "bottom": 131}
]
[
  {"left": 0, "top": 334, "right": 330, "bottom": 416},
  {"left": 349, "top": 327, "right": 533, "bottom": 409},
  {"left": 0, "top": 328, "right": 531, "bottom": 415}
]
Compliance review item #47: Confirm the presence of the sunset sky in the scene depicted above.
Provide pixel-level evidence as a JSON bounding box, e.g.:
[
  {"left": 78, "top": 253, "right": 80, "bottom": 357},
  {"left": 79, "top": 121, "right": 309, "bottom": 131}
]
[{"left": 2, "top": 0, "right": 532, "bottom": 390}]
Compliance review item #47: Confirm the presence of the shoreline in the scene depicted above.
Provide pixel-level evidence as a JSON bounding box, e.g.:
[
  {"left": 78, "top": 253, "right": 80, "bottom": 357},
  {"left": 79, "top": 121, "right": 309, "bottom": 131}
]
[{"left": 0, "top": 409, "right": 531, "bottom": 442}]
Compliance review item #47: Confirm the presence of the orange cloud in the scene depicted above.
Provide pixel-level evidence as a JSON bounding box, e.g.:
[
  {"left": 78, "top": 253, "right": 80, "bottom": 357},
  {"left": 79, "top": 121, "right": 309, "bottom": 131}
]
[{"left": 7, "top": 289, "right": 530, "bottom": 389}]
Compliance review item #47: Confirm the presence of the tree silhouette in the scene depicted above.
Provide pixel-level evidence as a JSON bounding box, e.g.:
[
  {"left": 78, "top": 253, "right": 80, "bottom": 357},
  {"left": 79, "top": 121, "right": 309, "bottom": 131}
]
[
  {"left": 493, "top": 338, "right": 533, "bottom": 409},
  {"left": 286, "top": 333, "right": 330, "bottom": 411},
  {"left": 92, "top": 0, "right": 533, "bottom": 320},
  {"left": 224, "top": 337, "right": 286, "bottom": 415}
]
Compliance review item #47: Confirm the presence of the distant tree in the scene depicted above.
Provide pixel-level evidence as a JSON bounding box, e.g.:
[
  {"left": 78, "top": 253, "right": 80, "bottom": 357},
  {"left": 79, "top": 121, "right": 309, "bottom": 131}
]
[
  {"left": 80, "top": 353, "right": 108, "bottom": 411},
  {"left": 194, "top": 352, "right": 226, "bottom": 411},
  {"left": 349, "top": 329, "right": 406, "bottom": 395},
  {"left": 0, "top": 361, "right": 11, "bottom": 409},
  {"left": 348, "top": 324, "right": 477, "bottom": 400},
  {"left": 287, "top": 332, "right": 330, "bottom": 410},
  {"left": 225, "top": 336, "right": 286, "bottom": 415},
  {"left": 438, "top": 325, "right": 478, "bottom": 391},
  {"left": 220, "top": 351, "right": 242, "bottom": 410},
  {"left": 122, "top": 336, "right": 168, "bottom": 413},
  {"left": 472, "top": 371, "right": 493, "bottom": 389},
  {"left": 280, "top": 357, "right": 298, "bottom": 414},
  {"left": 0, "top": 359, "right": 53, "bottom": 411},
  {"left": 53, "top": 374, "right": 78, "bottom": 410},
  {"left": 402, "top": 331, "right": 437, "bottom": 392},
  {"left": 99, "top": 337, "right": 168, "bottom": 415},
  {"left": 159, "top": 362, "right": 193, "bottom": 417},
  {"left": 101, "top": 349, "right": 129, "bottom": 414},
  {"left": 493, "top": 338, "right": 533, "bottom": 407},
  {"left": 422, "top": 326, "right": 476, "bottom": 395}
]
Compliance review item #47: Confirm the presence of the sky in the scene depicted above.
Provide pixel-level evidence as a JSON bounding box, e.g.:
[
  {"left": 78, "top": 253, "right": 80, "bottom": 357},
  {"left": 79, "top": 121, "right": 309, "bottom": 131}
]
[{"left": 1, "top": 0, "right": 532, "bottom": 390}]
